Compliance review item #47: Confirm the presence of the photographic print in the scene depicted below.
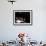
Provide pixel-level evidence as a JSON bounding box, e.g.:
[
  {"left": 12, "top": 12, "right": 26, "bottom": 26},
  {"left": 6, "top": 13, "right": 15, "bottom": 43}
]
[{"left": 13, "top": 10, "right": 32, "bottom": 25}]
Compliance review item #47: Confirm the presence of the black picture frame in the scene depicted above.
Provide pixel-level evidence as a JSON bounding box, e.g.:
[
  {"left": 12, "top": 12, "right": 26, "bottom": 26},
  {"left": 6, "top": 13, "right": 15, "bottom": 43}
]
[{"left": 13, "top": 10, "right": 32, "bottom": 25}]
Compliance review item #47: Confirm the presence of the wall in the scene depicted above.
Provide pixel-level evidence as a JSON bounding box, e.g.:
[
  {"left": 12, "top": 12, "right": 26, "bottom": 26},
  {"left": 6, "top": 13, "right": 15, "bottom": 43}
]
[{"left": 0, "top": 0, "right": 46, "bottom": 42}]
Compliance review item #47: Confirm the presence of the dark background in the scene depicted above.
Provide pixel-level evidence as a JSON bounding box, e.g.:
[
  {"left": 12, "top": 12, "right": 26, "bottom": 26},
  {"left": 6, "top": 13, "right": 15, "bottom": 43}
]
[{"left": 15, "top": 12, "right": 30, "bottom": 23}]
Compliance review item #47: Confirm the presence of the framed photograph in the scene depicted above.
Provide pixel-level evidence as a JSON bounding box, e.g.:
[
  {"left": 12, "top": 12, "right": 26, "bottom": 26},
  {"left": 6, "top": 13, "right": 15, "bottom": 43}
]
[{"left": 13, "top": 10, "right": 32, "bottom": 25}]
